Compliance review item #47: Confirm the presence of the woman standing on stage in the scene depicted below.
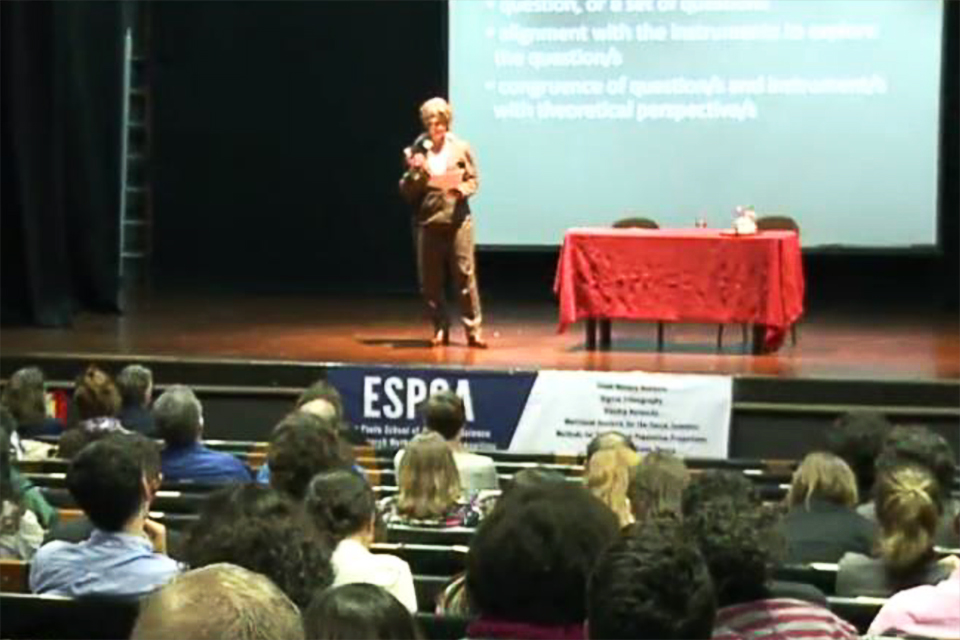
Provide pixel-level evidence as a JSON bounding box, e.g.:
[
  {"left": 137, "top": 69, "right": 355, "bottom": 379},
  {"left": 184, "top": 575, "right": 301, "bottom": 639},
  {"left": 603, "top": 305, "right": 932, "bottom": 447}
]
[{"left": 399, "top": 97, "right": 486, "bottom": 348}]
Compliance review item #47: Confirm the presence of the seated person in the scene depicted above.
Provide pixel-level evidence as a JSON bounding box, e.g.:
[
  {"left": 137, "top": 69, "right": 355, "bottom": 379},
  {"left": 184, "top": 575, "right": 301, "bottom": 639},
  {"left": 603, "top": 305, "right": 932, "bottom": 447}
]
[
  {"left": 305, "top": 470, "right": 417, "bottom": 612},
  {"left": 585, "top": 445, "right": 640, "bottom": 528},
  {"left": 585, "top": 431, "right": 637, "bottom": 465},
  {"left": 860, "top": 425, "right": 959, "bottom": 546},
  {"left": 154, "top": 385, "right": 251, "bottom": 484},
  {"left": 382, "top": 431, "right": 479, "bottom": 527},
  {"left": 0, "top": 422, "right": 44, "bottom": 559},
  {"left": 394, "top": 390, "right": 497, "bottom": 498},
  {"left": 0, "top": 407, "right": 58, "bottom": 529},
  {"left": 837, "top": 462, "right": 957, "bottom": 597},
  {"left": 588, "top": 517, "right": 716, "bottom": 639},
  {"left": 682, "top": 476, "right": 858, "bottom": 640},
  {"left": 304, "top": 583, "right": 421, "bottom": 640},
  {"left": 824, "top": 410, "right": 892, "bottom": 506},
  {"left": 30, "top": 433, "right": 181, "bottom": 597},
  {"left": 184, "top": 483, "right": 334, "bottom": 608},
  {"left": 58, "top": 365, "right": 128, "bottom": 459},
  {"left": 267, "top": 411, "right": 351, "bottom": 500},
  {"left": 627, "top": 450, "right": 689, "bottom": 523},
  {"left": 116, "top": 364, "right": 155, "bottom": 435},
  {"left": 131, "top": 563, "right": 304, "bottom": 640},
  {"left": 1, "top": 366, "right": 64, "bottom": 438},
  {"left": 776, "top": 452, "right": 877, "bottom": 563},
  {"left": 465, "top": 482, "right": 620, "bottom": 640},
  {"left": 867, "top": 513, "right": 960, "bottom": 638}
]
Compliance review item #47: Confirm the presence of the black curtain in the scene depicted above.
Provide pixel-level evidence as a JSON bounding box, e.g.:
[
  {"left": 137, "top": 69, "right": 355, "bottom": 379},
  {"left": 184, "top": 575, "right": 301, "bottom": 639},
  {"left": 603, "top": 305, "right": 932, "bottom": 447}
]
[{"left": 1, "top": 1, "right": 129, "bottom": 326}]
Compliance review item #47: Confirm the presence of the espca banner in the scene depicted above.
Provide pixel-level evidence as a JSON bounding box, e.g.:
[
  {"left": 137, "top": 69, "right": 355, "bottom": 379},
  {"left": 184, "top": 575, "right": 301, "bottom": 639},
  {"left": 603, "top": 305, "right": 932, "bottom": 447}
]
[{"left": 509, "top": 370, "right": 732, "bottom": 458}]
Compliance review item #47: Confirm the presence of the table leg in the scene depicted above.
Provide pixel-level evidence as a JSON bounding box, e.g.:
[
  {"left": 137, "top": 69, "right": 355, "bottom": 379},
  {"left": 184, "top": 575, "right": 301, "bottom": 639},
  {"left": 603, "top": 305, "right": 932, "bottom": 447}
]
[
  {"left": 599, "top": 319, "right": 611, "bottom": 350},
  {"left": 751, "top": 324, "right": 766, "bottom": 355},
  {"left": 586, "top": 318, "right": 597, "bottom": 350}
]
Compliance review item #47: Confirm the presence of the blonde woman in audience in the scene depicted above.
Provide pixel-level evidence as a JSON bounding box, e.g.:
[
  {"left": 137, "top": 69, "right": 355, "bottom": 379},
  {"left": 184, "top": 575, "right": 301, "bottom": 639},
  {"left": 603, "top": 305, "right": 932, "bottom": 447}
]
[
  {"left": 776, "top": 452, "right": 876, "bottom": 563},
  {"left": 585, "top": 445, "right": 640, "bottom": 528},
  {"left": 383, "top": 431, "right": 479, "bottom": 527},
  {"left": 837, "top": 463, "right": 959, "bottom": 597},
  {"left": 627, "top": 450, "right": 690, "bottom": 523}
]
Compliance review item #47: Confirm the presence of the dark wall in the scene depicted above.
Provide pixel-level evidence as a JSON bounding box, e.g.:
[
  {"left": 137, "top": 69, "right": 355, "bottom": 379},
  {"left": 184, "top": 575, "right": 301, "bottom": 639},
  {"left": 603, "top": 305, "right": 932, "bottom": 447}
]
[{"left": 151, "top": 1, "right": 959, "bottom": 308}]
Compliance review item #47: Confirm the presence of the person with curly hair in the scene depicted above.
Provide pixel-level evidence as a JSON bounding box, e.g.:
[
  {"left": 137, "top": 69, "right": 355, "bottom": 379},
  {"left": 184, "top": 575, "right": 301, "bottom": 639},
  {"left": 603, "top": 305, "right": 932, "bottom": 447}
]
[
  {"left": 777, "top": 452, "right": 877, "bottom": 563},
  {"left": 305, "top": 470, "right": 417, "bottom": 612},
  {"left": 304, "top": 583, "right": 423, "bottom": 640},
  {"left": 824, "top": 410, "right": 892, "bottom": 502},
  {"left": 682, "top": 475, "right": 858, "bottom": 640},
  {"left": 837, "top": 462, "right": 959, "bottom": 597},
  {"left": 266, "top": 411, "right": 351, "bottom": 501},
  {"left": 183, "top": 483, "right": 334, "bottom": 609},
  {"left": 465, "top": 482, "right": 620, "bottom": 639},
  {"left": 132, "top": 563, "right": 305, "bottom": 640},
  {"left": 627, "top": 450, "right": 689, "bottom": 523},
  {"left": 587, "top": 516, "right": 716, "bottom": 639}
]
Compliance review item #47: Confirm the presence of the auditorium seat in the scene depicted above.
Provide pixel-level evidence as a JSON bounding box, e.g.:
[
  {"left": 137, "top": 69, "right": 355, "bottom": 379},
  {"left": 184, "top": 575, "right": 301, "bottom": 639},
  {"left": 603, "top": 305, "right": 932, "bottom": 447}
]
[
  {"left": 772, "top": 562, "right": 839, "bottom": 595},
  {"left": 414, "top": 613, "right": 471, "bottom": 640},
  {"left": 0, "top": 559, "right": 29, "bottom": 593},
  {"left": 413, "top": 574, "right": 451, "bottom": 613},
  {"left": 0, "top": 593, "right": 140, "bottom": 640},
  {"left": 386, "top": 524, "right": 475, "bottom": 547}
]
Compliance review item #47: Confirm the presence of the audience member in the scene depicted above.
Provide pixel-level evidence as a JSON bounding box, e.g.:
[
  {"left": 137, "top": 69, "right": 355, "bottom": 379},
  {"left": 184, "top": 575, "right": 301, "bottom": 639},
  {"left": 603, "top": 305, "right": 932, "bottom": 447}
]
[
  {"left": 394, "top": 390, "right": 497, "bottom": 498},
  {"left": 30, "top": 433, "right": 180, "bottom": 597},
  {"left": 867, "top": 513, "right": 960, "bottom": 638},
  {"left": 305, "top": 469, "right": 417, "bottom": 612},
  {"left": 0, "top": 407, "right": 57, "bottom": 528},
  {"left": 585, "top": 430, "right": 637, "bottom": 465},
  {"left": 58, "top": 365, "right": 127, "bottom": 459},
  {"left": 863, "top": 424, "right": 959, "bottom": 546},
  {"left": 585, "top": 445, "right": 640, "bottom": 527},
  {"left": 304, "top": 583, "right": 423, "bottom": 640},
  {"left": 153, "top": 385, "right": 251, "bottom": 484},
  {"left": 296, "top": 378, "right": 369, "bottom": 446},
  {"left": 627, "top": 450, "right": 689, "bottom": 523},
  {"left": 587, "top": 517, "right": 716, "bottom": 639},
  {"left": 465, "top": 482, "right": 620, "bottom": 639},
  {"left": 837, "top": 463, "right": 956, "bottom": 597},
  {"left": 184, "top": 483, "right": 334, "bottom": 608},
  {"left": 777, "top": 452, "right": 877, "bottom": 563},
  {"left": 116, "top": 364, "right": 155, "bottom": 434},
  {"left": 824, "top": 410, "right": 892, "bottom": 503},
  {"left": 682, "top": 486, "right": 857, "bottom": 640},
  {"left": 1, "top": 366, "right": 64, "bottom": 438},
  {"left": 385, "top": 431, "right": 479, "bottom": 527},
  {"left": 131, "top": 563, "right": 304, "bottom": 640},
  {"left": 0, "top": 423, "right": 44, "bottom": 559},
  {"left": 267, "top": 411, "right": 349, "bottom": 500}
]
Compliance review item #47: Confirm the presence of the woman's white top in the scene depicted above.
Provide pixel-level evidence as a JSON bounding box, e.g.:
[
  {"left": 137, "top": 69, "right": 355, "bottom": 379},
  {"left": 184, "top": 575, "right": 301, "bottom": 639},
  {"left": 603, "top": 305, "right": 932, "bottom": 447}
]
[{"left": 331, "top": 538, "right": 418, "bottom": 613}]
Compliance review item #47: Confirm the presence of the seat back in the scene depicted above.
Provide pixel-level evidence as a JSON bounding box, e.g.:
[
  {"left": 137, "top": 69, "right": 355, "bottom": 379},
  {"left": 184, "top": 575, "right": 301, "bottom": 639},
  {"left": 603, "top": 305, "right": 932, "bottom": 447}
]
[
  {"left": 612, "top": 216, "right": 659, "bottom": 229},
  {"left": 0, "top": 593, "right": 140, "bottom": 639},
  {"left": 413, "top": 574, "right": 451, "bottom": 613},
  {"left": 0, "top": 559, "right": 29, "bottom": 593},
  {"left": 414, "top": 613, "right": 471, "bottom": 640},
  {"left": 827, "top": 595, "right": 886, "bottom": 634},
  {"left": 386, "top": 524, "right": 475, "bottom": 546},
  {"left": 756, "top": 215, "right": 800, "bottom": 232},
  {"left": 772, "top": 563, "right": 839, "bottom": 595},
  {"left": 371, "top": 543, "right": 468, "bottom": 576}
]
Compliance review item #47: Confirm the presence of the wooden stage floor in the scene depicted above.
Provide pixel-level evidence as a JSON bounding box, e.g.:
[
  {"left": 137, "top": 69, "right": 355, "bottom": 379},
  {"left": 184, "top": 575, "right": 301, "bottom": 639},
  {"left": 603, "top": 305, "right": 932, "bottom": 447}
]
[{"left": 2, "top": 292, "right": 958, "bottom": 382}]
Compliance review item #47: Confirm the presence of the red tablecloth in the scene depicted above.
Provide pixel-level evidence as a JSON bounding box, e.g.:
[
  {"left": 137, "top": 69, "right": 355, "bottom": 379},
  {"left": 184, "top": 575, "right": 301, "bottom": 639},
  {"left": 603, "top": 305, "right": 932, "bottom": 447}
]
[{"left": 554, "top": 228, "right": 805, "bottom": 351}]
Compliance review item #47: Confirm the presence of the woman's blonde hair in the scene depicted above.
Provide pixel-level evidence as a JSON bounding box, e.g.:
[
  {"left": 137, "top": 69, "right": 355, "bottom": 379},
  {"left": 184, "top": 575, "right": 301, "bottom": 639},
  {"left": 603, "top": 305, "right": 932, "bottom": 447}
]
[
  {"left": 398, "top": 431, "right": 461, "bottom": 520},
  {"left": 419, "top": 97, "right": 452, "bottom": 128},
  {"left": 585, "top": 446, "right": 641, "bottom": 527},
  {"left": 875, "top": 463, "right": 942, "bottom": 575},
  {"left": 786, "top": 452, "right": 858, "bottom": 510}
]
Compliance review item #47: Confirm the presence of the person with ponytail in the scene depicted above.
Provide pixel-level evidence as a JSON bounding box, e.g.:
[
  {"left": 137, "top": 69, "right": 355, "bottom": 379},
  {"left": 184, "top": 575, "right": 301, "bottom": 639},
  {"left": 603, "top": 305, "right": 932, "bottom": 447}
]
[
  {"left": 305, "top": 469, "right": 418, "bottom": 613},
  {"left": 837, "top": 463, "right": 959, "bottom": 596}
]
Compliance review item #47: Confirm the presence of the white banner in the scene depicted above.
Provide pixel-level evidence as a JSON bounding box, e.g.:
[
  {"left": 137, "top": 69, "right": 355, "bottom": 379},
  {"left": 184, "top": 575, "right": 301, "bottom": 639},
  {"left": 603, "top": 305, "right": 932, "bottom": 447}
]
[{"left": 509, "top": 370, "right": 733, "bottom": 458}]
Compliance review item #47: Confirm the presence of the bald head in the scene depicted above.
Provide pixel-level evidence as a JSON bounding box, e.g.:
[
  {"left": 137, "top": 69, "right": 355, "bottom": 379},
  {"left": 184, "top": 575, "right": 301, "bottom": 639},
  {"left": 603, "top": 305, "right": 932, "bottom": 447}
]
[{"left": 131, "top": 564, "right": 304, "bottom": 640}]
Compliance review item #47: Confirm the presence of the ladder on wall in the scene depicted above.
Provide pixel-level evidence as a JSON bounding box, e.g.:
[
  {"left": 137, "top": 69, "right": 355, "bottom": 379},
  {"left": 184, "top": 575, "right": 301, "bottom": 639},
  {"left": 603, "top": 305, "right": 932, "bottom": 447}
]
[{"left": 118, "top": 13, "right": 152, "bottom": 299}]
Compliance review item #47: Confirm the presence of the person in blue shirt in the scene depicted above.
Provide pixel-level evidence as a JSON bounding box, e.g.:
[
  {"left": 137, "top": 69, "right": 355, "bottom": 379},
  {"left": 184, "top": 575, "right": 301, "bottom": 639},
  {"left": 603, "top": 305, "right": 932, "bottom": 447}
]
[
  {"left": 153, "top": 385, "right": 252, "bottom": 484},
  {"left": 29, "top": 433, "right": 181, "bottom": 597}
]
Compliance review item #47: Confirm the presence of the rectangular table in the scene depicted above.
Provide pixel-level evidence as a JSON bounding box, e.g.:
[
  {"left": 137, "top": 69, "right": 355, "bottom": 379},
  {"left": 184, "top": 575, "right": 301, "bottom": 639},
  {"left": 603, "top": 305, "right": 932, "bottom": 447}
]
[{"left": 553, "top": 228, "right": 805, "bottom": 353}]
